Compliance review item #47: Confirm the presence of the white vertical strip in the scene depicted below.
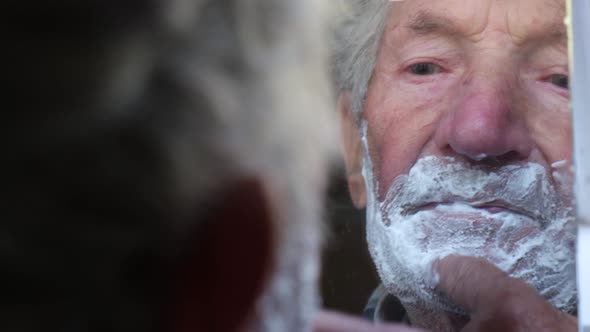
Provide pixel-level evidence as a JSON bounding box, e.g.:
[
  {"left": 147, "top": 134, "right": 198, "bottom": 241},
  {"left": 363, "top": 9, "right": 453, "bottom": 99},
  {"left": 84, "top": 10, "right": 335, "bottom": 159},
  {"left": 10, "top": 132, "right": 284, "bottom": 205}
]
[
  {"left": 580, "top": 227, "right": 590, "bottom": 331},
  {"left": 567, "top": 0, "right": 590, "bottom": 330},
  {"left": 570, "top": 0, "right": 590, "bottom": 221}
]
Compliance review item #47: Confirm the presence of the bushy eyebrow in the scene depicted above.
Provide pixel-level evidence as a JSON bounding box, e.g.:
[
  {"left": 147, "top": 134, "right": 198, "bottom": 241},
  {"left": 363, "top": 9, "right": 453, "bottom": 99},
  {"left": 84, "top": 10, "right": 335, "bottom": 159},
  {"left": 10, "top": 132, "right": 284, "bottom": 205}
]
[
  {"left": 403, "top": 9, "right": 567, "bottom": 46},
  {"left": 404, "top": 10, "right": 461, "bottom": 36}
]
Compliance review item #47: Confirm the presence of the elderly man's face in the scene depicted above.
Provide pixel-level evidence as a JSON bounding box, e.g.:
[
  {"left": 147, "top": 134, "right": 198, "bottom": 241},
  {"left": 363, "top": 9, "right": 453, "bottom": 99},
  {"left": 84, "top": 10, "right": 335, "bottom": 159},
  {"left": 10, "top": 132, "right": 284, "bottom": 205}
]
[
  {"left": 347, "top": 0, "right": 576, "bottom": 315},
  {"left": 366, "top": 0, "right": 570, "bottom": 191}
]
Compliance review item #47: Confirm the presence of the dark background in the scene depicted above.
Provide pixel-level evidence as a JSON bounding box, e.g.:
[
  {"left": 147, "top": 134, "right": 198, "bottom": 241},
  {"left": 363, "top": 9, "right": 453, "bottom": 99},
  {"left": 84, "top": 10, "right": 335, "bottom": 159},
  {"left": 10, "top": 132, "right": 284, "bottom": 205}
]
[{"left": 320, "top": 169, "right": 379, "bottom": 315}]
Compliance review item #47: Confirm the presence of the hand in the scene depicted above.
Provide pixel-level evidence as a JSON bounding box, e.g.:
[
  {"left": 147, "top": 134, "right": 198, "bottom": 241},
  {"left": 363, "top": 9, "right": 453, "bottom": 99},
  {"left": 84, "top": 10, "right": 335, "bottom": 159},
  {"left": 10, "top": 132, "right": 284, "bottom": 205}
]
[
  {"left": 314, "top": 310, "right": 426, "bottom": 332},
  {"left": 435, "top": 255, "right": 577, "bottom": 332}
]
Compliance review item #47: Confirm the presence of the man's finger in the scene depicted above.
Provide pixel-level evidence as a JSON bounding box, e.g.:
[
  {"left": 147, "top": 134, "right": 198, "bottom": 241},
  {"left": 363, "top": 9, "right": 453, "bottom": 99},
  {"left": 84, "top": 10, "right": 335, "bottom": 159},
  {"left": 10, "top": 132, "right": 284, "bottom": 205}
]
[
  {"left": 435, "top": 255, "right": 578, "bottom": 331},
  {"left": 314, "top": 310, "right": 425, "bottom": 332},
  {"left": 434, "top": 255, "right": 532, "bottom": 314}
]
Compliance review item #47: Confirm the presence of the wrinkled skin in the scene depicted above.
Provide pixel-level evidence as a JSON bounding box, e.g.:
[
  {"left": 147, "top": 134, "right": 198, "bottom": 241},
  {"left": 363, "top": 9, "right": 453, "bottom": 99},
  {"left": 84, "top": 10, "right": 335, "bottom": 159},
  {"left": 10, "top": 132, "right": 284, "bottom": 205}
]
[
  {"left": 341, "top": 0, "right": 576, "bottom": 330},
  {"left": 365, "top": 0, "right": 570, "bottom": 195}
]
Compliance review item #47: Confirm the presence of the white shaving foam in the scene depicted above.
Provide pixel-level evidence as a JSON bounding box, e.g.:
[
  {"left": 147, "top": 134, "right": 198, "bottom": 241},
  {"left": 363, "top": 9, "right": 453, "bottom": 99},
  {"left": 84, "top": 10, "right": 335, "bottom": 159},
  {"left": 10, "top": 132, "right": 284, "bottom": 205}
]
[
  {"left": 474, "top": 153, "right": 489, "bottom": 161},
  {"left": 552, "top": 160, "right": 568, "bottom": 169},
  {"left": 361, "top": 121, "right": 577, "bottom": 314}
]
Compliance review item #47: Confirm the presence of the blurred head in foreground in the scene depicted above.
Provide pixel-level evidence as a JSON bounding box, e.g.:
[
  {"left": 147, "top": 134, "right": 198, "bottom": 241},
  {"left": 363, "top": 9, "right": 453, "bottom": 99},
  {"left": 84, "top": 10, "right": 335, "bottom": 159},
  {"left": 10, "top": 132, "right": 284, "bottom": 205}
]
[{"left": 5, "top": 0, "right": 335, "bottom": 331}]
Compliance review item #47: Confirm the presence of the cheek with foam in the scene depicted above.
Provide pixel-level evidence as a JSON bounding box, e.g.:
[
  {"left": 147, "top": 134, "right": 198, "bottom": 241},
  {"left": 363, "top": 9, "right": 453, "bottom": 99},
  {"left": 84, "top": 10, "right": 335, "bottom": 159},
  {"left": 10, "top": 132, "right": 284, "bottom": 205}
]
[
  {"left": 551, "top": 160, "right": 575, "bottom": 202},
  {"left": 360, "top": 128, "right": 577, "bottom": 314}
]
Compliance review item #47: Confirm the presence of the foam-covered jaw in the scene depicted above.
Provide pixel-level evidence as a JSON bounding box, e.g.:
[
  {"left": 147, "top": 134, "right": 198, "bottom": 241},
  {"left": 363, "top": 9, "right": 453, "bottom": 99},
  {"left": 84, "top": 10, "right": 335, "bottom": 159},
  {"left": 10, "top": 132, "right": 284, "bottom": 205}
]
[{"left": 360, "top": 121, "right": 577, "bottom": 315}]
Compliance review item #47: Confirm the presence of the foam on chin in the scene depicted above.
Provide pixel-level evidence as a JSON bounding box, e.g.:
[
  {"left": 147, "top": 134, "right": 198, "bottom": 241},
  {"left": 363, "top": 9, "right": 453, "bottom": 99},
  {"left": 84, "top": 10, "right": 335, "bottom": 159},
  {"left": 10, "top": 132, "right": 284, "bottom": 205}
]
[{"left": 360, "top": 121, "right": 577, "bottom": 314}]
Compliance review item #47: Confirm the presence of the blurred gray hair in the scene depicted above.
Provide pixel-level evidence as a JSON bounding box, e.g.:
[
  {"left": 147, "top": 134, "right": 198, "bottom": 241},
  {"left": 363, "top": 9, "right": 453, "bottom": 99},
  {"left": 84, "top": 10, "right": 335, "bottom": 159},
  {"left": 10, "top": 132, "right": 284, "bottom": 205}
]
[
  {"left": 5, "top": 0, "right": 335, "bottom": 331},
  {"left": 332, "top": 0, "right": 390, "bottom": 119}
]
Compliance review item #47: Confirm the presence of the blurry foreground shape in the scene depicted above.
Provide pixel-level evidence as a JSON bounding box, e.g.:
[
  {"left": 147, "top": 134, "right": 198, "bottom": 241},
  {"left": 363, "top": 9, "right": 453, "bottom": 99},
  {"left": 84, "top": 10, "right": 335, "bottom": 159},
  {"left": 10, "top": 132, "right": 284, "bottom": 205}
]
[{"left": 5, "top": 0, "right": 339, "bottom": 331}]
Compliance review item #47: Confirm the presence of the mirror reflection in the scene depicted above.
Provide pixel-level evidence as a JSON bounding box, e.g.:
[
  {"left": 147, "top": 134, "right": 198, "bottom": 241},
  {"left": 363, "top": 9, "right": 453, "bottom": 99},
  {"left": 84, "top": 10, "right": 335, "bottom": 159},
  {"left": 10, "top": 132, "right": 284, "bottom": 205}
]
[{"left": 323, "top": 0, "right": 576, "bottom": 330}]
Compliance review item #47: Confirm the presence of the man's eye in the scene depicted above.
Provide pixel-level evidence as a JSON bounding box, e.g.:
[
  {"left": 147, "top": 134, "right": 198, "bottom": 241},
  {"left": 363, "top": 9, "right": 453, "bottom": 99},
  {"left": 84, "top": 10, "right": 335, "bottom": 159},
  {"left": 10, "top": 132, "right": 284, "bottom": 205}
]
[
  {"left": 548, "top": 74, "right": 569, "bottom": 90},
  {"left": 409, "top": 63, "right": 441, "bottom": 75}
]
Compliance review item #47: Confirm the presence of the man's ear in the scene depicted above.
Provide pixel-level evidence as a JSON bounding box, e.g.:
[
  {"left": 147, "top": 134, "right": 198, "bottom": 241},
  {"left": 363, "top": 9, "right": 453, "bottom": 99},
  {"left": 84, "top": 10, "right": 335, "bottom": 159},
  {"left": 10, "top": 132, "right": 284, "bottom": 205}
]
[
  {"left": 339, "top": 92, "right": 367, "bottom": 209},
  {"left": 172, "top": 178, "right": 273, "bottom": 332}
]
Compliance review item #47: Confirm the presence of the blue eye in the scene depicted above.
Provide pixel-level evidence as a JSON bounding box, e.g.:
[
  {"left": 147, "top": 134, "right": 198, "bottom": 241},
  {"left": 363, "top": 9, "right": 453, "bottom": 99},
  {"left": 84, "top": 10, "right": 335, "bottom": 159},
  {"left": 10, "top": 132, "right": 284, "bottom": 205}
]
[
  {"left": 548, "top": 74, "right": 568, "bottom": 90},
  {"left": 409, "top": 63, "right": 442, "bottom": 75}
]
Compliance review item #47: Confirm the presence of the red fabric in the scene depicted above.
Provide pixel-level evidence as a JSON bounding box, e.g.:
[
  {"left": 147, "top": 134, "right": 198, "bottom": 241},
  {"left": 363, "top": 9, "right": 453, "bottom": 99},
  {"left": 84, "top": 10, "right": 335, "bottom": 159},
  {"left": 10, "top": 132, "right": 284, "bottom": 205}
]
[{"left": 172, "top": 180, "right": 272, "bottom": 332}]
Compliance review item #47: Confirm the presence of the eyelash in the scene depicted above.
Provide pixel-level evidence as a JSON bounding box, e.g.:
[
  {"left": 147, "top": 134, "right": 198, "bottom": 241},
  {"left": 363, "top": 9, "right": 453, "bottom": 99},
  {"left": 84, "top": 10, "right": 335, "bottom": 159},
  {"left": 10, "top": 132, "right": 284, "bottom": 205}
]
[
  {"left": 401, "top": 60, "right": 450, "bottom": 84},
  {"left": 402, "top": 57, "right": 450, "bottom": 74},
  {"left": 407, "top": 62, "right": 443, "bottom": 75}
]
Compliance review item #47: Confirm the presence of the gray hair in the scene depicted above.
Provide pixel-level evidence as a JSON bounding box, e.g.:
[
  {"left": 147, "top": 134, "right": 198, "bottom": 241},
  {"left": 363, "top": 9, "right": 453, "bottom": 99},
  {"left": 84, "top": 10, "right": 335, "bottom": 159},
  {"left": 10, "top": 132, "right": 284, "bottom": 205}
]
[
  {"left": 5, "top": 0, "right": 334, "bottom": 331},
  {"left": 332, "top": 0, "right": 391, "bottom": 119}
]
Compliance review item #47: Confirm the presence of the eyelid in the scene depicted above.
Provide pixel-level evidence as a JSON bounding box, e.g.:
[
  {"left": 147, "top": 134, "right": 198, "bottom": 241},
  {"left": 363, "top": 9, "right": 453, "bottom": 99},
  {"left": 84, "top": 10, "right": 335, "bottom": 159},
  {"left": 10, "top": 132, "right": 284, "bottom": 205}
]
[
  {"left": 543, "top": 73, "right": 568, "bottom": 79},
  {"left": 536, "top": 65, "right": 568, "bottom": 77}
]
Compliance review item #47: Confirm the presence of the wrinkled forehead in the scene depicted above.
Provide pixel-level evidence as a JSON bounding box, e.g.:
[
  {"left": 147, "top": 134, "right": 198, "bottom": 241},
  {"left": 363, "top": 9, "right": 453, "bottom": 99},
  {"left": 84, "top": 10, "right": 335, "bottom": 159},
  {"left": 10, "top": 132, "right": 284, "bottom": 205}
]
[{"left": 388, "top": 0, "right": 566, "bottom": 44}]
